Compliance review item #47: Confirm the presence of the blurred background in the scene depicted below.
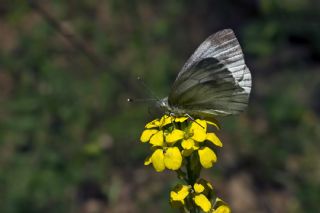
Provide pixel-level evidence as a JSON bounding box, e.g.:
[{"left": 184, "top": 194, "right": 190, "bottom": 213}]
[{"left": 0, "top": 0, "right": 319, "bottom": 212}]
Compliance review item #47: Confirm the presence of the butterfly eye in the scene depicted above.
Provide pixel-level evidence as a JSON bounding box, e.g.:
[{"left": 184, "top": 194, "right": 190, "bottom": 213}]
[{"left": 158, "top": 100, "right": 167, "bottom": 108}]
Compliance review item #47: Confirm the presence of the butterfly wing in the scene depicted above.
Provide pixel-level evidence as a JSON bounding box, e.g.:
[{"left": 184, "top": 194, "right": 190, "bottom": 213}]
[{"left": 168, "top": 29, "right": 251, "bottom": 117}]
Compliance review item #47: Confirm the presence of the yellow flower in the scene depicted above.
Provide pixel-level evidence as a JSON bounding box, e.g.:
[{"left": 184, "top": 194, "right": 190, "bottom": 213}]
[
  {"left": 194, "top": 179, "right": 214, "bottom": 199},
  {"left": 140, "top": 115, "right": 172, "bottom": 146},
  {"left": 141, "top": 115, "right": 191, "bottom": 146},
  {"left": 146, "top": 147, "right": 183, "bottom": 172},
  {"left": 170, "top": 179, "right": 216, "bottom": 212},
  {"left": 194, "top": 182, "right": 205, "bottom": 193},
  {"left": 140, "top": 115, "right": 221, "bottom": 171},
  {"left": 212, "top": 205, "right": 231, "bottom": 213},
  {"left": 170, "top": 184, "right": 190, "bottom": 206},
  {"left": 194, "top": 194, "right": 212, "bottom": 212},
  {"left": 212, "top": 198, "right": 231, "bottom": 213},
  {"left": 193, "top": 179, "right": 216, "bottom": 212},
  {"left": 139, "top": 115, "right": 231, "bottom": 212},
  {"left": 178, "top": 119, "right": 222, "bottom": 159}
]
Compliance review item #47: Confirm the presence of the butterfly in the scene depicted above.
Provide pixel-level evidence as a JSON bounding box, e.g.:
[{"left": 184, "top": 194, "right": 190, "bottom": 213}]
[{"left": 158, "top": 29, "right": 252, "bottom": 121}]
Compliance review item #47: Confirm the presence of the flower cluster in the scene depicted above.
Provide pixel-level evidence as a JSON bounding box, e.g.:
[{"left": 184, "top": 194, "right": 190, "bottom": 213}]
[
  {"left": 170, "top": 179, "right": 230, "bottom": 213},
  {"left": 139, "top": 115, "right": 231, "bottom": 212},
  {"left": 141, "top": 115, "right": 222, "bottom": 172}
]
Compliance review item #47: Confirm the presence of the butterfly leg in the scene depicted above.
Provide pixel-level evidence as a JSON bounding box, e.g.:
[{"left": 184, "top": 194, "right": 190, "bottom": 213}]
[
  {"left": 169, "top": 112, "right": 178, "bottom": 129},
  {"left": 185, "top": 113, "right": 205, "bottom": 129}
]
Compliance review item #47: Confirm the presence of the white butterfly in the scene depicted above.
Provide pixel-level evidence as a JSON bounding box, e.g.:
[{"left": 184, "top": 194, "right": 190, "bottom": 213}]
[{"left": 158, "top": 29, "right": 252, "bottom": 120}]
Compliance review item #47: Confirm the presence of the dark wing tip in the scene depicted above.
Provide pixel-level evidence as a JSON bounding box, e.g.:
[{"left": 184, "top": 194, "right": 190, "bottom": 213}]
[
  {"left": 209, "top": 29, "right": 237, "bottom": 45},
  {"left": 215, "top": 29, "right": 234, "bottom": 35}
]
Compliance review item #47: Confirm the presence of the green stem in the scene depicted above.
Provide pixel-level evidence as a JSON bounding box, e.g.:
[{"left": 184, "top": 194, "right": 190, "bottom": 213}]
[{"left": 186, "top": 156, "right": 198, "bottom": 213}]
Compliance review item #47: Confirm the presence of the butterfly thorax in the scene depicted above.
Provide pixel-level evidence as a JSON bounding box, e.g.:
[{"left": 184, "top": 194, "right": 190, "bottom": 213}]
[{"left": 158, "top": 97, "right": 187, "bottom": 117}]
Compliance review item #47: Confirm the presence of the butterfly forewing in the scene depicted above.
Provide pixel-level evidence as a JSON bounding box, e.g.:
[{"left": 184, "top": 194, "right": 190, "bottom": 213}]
[{"left": 168, "top": 29, "right": 252, "bottom": 117}]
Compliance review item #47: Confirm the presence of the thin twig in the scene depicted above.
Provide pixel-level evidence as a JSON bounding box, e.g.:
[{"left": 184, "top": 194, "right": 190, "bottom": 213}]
[
  {"left": 27, "top": 0, "right": 103, "bottom": 67},
  {"left": 27, "top": 0, "right": 132, "bottom": 88}
]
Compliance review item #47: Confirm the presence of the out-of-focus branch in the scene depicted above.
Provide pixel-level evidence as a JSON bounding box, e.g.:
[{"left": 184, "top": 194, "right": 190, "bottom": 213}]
[
  {"left": 27, "top": 0, "right": 143, "bottom": 107},
  {"left": 27, "top": 0, "right": 132, "bottom": 89},
  {"left": 27, "top": 0, "right": 104, "bottom": 67}
]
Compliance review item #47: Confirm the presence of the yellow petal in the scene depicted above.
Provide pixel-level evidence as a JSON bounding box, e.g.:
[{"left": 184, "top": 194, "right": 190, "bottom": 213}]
[
  {"left": 166, "top": 129, "right": 185, "bottom": 144},
  {"left": 193, "top": 194, "right": 212, "bottom": 212},
  {"left": 181, "top": 139, "right": 195, "bottom": 150},
  {"left": 145, "top": 119, "right": 160, "bottom": 128},
  {"left": 170, "top": 184, "right": 190, "bottom": 201},
  {"left": 159, "top": 115, "right": 172, "bottom": 127},
  {"left": 199, "top": 178, "right": 213, "bottom": 191},
  {"left": 164, "top": 147, "right": 183, "bottom": 170},
  {"left": 190, "top": 120, "right": 207, "bottom": 142},
  {"left": 196, "top": 179, "right": 214, "bottom": 196},
  {"left": 213, "top": 205, "right": 231, "bottom": 213},
  {"left": 151, "top": 149, "right": 165, "bottom": 172},
  {"left": 192, "top": 130, "right": 207, "bottom": 142},
  {"left": 144, "top": 155, "right": 152, "bottom": 165},
  {"left": 206, "top": 133, "right": 223, "bottom": 147},
  {"left": 174, "top": 116, "right": 188, "bottom": 122},
  {"left": 140, "top": 129, "right": 158, "bottom": 143},
  {"left": 192, "top": 119, "right": 207, "bottom": 131},
  {"left": 213, "top": 198, "right": 231, "bottom": 213},
  {"left": 149, "top": 130, "right": 164, "bottom": 146},
  {"left": 206, "top": 120, "right": 220, "bottom": 130},
  {"left": 181, "top": 140, "right": 199, "bottom": 157},
  {"left": 170, "top": 184, "right": 190, "bottom": 208},
  {"left": 206, "top": 182, "right": 213, "bottom": 190},
  {"left": 194, "top": 183, "right": 205, "bottom": 193},
  {"left": 198, "top": 147, "right": 217, "bottom": 168}
]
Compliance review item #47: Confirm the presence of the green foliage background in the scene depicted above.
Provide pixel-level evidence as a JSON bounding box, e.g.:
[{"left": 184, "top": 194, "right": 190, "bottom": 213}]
[{"left": 0, "top": 0, "right": 319, "bottom": 212}]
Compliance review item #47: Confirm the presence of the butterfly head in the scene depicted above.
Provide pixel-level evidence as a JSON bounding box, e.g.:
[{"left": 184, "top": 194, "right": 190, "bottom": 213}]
[
  {"left": 157, "top": 97, "right": 187, "bottom": 117},
  {"left": 157, "top": 97, "right": 170, "bottom": 110}
]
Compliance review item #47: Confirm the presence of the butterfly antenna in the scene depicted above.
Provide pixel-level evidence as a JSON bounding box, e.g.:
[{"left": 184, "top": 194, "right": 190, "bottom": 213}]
[
  {"left": 127, "top": 98, "right": 158, "bottom": 103},
  {"left": 136, "top": 76, "right": 161, "bottom": 101}
]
